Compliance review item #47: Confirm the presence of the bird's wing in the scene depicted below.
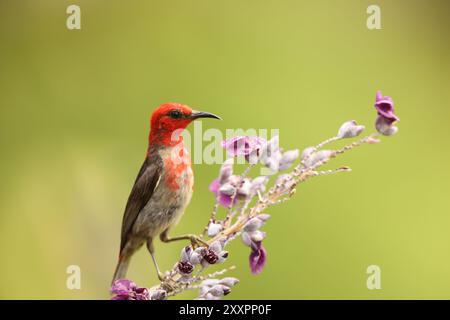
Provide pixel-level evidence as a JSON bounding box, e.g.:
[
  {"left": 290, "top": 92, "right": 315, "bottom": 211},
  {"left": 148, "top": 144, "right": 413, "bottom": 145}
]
[{"left": 119, "top": 156, "right": 162, "bottom": 252}]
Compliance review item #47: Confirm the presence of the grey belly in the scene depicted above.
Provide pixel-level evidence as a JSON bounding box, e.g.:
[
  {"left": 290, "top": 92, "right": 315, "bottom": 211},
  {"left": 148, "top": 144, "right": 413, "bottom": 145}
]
[
  {"left": 131, "top": 167, "right": 193, "bottom": 240},
  {"left": 132, "top": 202, "right": 181, "bottom": 239}
]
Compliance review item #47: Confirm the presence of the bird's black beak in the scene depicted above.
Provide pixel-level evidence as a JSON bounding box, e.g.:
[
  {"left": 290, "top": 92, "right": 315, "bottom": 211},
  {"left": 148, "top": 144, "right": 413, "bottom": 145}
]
[{"left": 190, "top": 110, "right": 221, "bottom": 120}]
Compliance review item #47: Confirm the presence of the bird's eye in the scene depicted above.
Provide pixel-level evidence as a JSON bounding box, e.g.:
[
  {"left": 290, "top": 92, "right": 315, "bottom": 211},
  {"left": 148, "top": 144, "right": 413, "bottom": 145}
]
[{"left": 169, "top": 110, "right": 183, "bottom": 119}]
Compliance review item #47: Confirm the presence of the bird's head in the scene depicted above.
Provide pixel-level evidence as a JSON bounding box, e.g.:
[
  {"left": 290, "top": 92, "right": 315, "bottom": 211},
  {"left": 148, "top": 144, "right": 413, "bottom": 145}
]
[{"left": 149, "top": 103, "right": 220, "bottom": 146}]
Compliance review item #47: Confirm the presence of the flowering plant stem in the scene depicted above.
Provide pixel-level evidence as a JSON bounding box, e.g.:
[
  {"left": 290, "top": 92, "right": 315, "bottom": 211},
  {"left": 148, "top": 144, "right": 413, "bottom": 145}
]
[
  {"left": 150, "top": 132, "right": 380, "bottom": 297},
  {"left": 111, "top": 91, "right": 399, "bottom": 300}
]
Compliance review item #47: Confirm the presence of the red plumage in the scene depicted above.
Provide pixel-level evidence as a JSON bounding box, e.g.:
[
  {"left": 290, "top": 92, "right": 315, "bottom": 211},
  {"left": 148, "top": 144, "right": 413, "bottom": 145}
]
[{"left": 112, "top": 103, "right": 220, "bottom": 283}]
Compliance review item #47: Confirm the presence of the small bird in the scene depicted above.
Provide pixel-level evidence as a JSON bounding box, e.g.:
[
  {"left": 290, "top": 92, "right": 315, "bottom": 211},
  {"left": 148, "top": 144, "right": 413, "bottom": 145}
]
[{"left": 112, "top": 103, "right": 220, "bottom": 284}]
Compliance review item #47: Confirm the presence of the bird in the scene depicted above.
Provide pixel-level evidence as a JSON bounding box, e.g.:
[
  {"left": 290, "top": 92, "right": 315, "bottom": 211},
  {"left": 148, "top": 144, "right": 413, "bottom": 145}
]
[{"left": 112, "top": 103, "right": 220, "bottom": 284}]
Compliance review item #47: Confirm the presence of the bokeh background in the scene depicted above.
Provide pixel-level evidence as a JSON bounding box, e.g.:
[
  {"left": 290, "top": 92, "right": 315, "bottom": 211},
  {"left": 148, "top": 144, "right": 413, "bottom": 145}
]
[{"left": 0, "top": 0, "right": 449, "bottom": 299}]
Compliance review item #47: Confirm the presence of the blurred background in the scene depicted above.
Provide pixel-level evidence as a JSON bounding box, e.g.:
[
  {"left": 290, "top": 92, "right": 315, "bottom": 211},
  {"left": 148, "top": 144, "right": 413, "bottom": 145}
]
[{"left": 0, "top": 0, "right": 449, "bottom": 299}]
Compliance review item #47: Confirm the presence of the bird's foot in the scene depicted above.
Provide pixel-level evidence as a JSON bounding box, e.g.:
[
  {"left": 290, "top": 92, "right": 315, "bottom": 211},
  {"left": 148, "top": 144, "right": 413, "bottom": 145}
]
[
  {"left": 188, "top": 235, "right": 209, "bottom": 248},
  {"left": 157, "top": 271, "right": 167, "bottom": 282}
]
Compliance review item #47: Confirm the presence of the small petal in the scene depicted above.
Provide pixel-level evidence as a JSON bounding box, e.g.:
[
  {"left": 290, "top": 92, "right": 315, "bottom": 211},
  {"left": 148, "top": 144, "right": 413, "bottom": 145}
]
[
  {"left": 241, "top": 231, "right": 252, "bottom": 247},
  {"left": 110, "top": 279, "right": 150, "bottom": 300},
  {"left": 265, "top": 136, "right": 280, "bottom": 156},
  {"left": 244, "top": 217, "right": 264, "bottom": 232},
  {"left": 203, "top": 249, "right": 219, "bottom": 264},
  {"left": 209, "top": 241, "right": 223, "bottom": 253},
  {"left": 208, "top": 285, "right": 227, "bottom": 297},
  {"left": 279, "top": 149, "right": 300, "bottom": 170},
  {"left": 219, "top": 159, "right": 234, "bottom": 184},
  {"left": 134, "top": 287, "right": 150, "bottom": 300},
  {"left": 337, "top": 120, "right": 365, "bottom": 139},
  {"left": 249, "top": 230, "right": 266, "bottom": 242},
  {"left": 219, "top": 277, "right": 240, "bottom": 287},
  {"left": 219, "top": 183, "right": 236, "bottom": 196},
  {"left": 111, "top": 279, "right": 136, "bottom": 296},
  {"left": 257, "top": 214, "right": 271, "bottom": 222},
  {"left": 375, "top": 115, "right": 399, "bottom": 136},
  {"left": 178, "top": 261, "right": 194, "bottom": 274},
  {"left": 222, "top": 136, "right": 266, "bottom": 158},
  {"left": 374, "top": 91, "right": 399, "bottom": 122},
  {"left": 201, "top": 279, "right": 220, "bottom": 287},
  {"left": 149, "top": 289, "right": 167, "bottom": 300},
  {"left": 249, "top": 244, "right": 267, "bottom": 274},
  {"left": 237, "top": 179, "right": 252, "bottom": 196},
  {"left": 207, "top": 222, "right": 222, "bottom": 237},
  {"left": 304, "top": 150, "right": 335, "bottom": 168},
  {"left": 250, "top": 176, "right": 269, "bottom": 195},
  {"left": 263, "top": 156, "right": 280, "bottom": 173},
  {"left": 259, "top": 136, "right": 280, "bottom": 165},
  {"left": 180, "top": 246, "right": 192, "bottom": 262},
  {"left": 209, "top": 179, "right": 220, "bottom": 194},
  {"left": 217, "top": 251, "right": 229, "bottom": 263},
  {"left": 204, "top": 293, "right": 219, "bottom": 300},
  {"left": 189, "top": 251, "right": 203, "bottom": 265}
]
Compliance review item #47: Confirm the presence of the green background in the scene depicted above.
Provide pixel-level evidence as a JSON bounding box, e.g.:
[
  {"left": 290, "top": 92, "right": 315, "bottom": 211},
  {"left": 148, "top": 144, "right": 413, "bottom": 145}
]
[{"left": 0, "top": 0, "right": 449, "bottom": 299}]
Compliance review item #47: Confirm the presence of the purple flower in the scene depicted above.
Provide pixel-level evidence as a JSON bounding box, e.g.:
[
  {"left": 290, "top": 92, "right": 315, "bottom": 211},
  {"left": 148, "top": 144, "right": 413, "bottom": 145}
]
[
  {"left": 374, "top": 91, "right": 400, "bottom": 136},
  {"left": 374, "top": 91, "right": 399, "bottom": 123},
  {"left": 204, "top": 249, "right": 219, "bottom": 264},
  {"left": 209, "top": 179, "right": 237, "bottom": 207},
  {"left": 249, "top": 242, "right": 267, "bottom": 275},
  {"left": 197, "top": 278, "right": 239, "bottom": 300},
  {"left": 222, "top": 136, "right": 266, "bottom": 159},
  {"left": 199, "top": 241, "right": 229, "bottom": 266},
  {"left": 111, "top": 279, "right": 150, "bottom": 300},
  {"left": 178, "top": 261, "right": 194, "bottom": 274}
]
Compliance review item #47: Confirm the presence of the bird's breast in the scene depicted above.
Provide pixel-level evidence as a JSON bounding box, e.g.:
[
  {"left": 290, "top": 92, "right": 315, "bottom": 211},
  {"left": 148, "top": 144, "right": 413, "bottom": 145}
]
[{"left": 159, "top": 145, "right": 194, "bottom": 195}]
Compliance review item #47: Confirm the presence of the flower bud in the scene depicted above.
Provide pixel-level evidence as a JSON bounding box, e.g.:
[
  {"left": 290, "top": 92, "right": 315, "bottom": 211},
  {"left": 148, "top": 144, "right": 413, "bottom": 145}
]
[
  {"left": 264, "top": 157, "right": 280, "bottom": 173},
  {"left": 304, "top": 150, "right": 334, "bottom": 168},
  {"left": 258, "top": 214, "right": 271, "bottom": 222},
  {"left": 337, "top": 120, "right": 365, "bottom": 138},
  {"left": 265, "top": 136, "right": 280, "bottom": 155},
  {"left": 203, "top": 249, "right": 219, "bottom": 264},
  {"left": 219, "top": 159, "right": 234, "bottom": 184},
  {"left": 249, "top": 230, "right": 266, "bottom": 242},
  {"left": 149, "top": 289, "right": 167, "bottom": 300},
  {"left": 279, "top": 149, "right": 300, "bottom": 170},
  {"left": 201, "top": 279, "right": 220, "bottom": 287},
  {"left": 219, "top": 277, "right": 239, "bottom": 287},
  {"left": 189, "top": 251, "right": 203, "bottom": 265},
  {"left": 209, "top": 240, "right": 223, "bottom": 253},
  {"left": 207, "top": 222, "right": 222, "bottom": 237},
  {"left": 375, "top": 115, "right": 398, "bottom": 136},
  {"left": 238, "top": 178, "right": 252, "bottom": 196},
  {"left": 219, "top": 183, "right": 236, "bottom": 196},
  {"left": 244, "top": 217, "right": 264, "bottom": 232},
  {"left": 204, "top": 293, "right": 219, "bottom": 300},
  {"left": 241, "top": 231, "right": 252, "bottom": 247},
  {"left": 208, "top": 285, "right": 227, "bottom": 297},
  {"left": 180, "top": 246, "right": 192, "bottom": 262},
  {"left": 250, "top": 176, "right": 269, "bottom": 195},
  {"left": 178, "top": 261, "right": 194, "bottom": 274}
]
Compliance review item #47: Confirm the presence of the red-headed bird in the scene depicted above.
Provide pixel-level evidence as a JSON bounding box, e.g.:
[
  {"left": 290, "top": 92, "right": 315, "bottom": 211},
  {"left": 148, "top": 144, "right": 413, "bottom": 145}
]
[{"left": 112, "top": 103, "right": 220, "bottom": 283}]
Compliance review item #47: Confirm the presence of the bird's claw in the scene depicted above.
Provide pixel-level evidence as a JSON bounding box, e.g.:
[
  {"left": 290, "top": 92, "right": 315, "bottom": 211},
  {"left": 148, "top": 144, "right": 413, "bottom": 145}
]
[
  {"left": 189, "top": 235, "right": 209, "bottom": 248},
  {"left": 157, "top": 271, "right": 167, "bottom": 282}
]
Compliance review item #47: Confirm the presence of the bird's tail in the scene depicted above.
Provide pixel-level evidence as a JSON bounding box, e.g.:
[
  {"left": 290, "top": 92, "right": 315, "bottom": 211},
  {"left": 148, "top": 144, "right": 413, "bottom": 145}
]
[{"left": 112, "top": 254, "right": 131, "bottom": 285}]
